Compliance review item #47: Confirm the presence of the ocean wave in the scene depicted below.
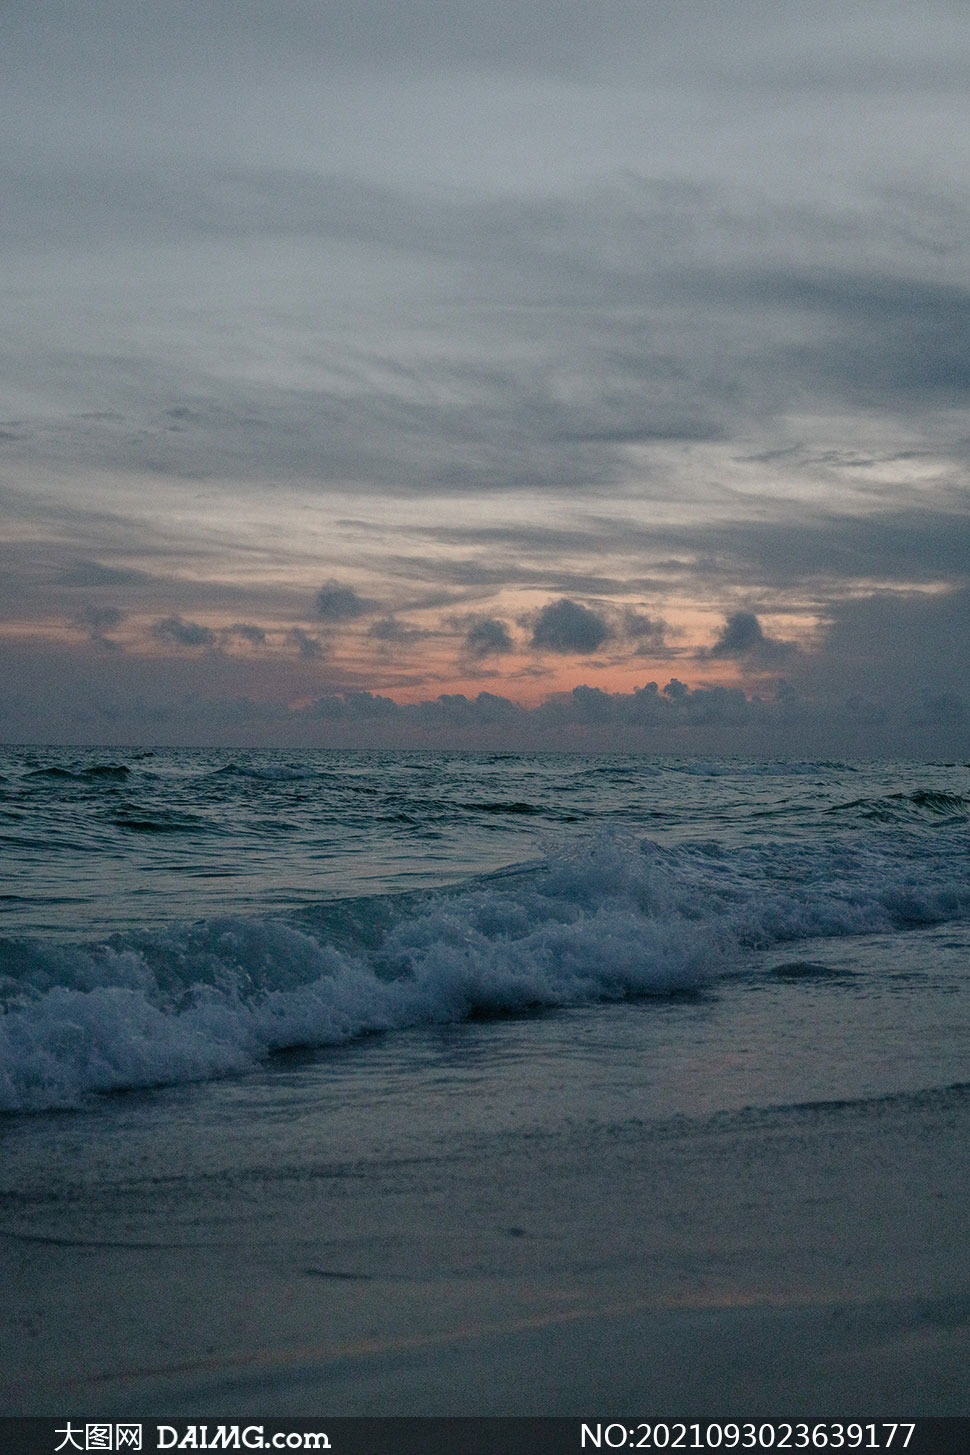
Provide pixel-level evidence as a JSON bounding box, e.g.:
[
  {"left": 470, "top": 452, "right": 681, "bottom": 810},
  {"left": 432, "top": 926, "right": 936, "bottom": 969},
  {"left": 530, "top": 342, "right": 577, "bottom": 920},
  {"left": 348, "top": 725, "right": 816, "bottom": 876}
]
[
  {"left": 458, "top": 800, "right": 543, "bottom": 815},
  {"left": 674, "top": 759, "right": 858, "bottom": 778},
  {"left": 829, "top": 789, "right": 970, "bottom": 824},
  {"left": 24, "top": 763, "right": 131, "bottom": 783},
  {"left": 107, "top": 806, "right": 210, "bottom": 834},
  {"left": 202, "top": 762, "right": 314, "bottom": 784},
  {"left": 1, "top": 829, "right": 968, "bottom": 1112}
]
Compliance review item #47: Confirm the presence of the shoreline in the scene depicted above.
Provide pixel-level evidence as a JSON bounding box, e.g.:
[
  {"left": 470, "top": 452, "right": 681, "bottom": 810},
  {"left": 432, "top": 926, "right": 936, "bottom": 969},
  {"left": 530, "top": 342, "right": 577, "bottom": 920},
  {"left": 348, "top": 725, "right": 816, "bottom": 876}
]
[{"left": 4, "top": 1059, "right": 970, "bottom": 1417}]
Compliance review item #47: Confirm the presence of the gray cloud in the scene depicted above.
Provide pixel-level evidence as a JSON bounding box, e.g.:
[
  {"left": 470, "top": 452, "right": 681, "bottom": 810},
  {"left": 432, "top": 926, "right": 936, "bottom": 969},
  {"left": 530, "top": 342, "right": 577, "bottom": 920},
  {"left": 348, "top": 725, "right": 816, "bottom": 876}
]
[
  {"left": 3, "top": 2, "right": 970, "bottom": 755},
  {"left": 3, "top": 614, "right": 969, "bottom": 755},
  {"left": 462, "top": 617, "right": 515, "bottom": 659},
  {"left": 384, "top": 551, "right": 639, "bottom": 597},
  {"left": 152, "top": 616, "right": 218, "bottom": 649},
  {"left": 8, "top": 2, "right": 970, "bottom": 147},
  {"left": 230, "top": 622, "right": 268, "bottom": 646},
  {"left": 799, "top": 585, "right": 970, "bottom": 704},
  {"left": 367, "top": 616, "right": 434, "bottom": 644},
  {"left": 409, "top": 504, "right": 970, "bottom": 597},
  {"left": 286, "top": 626, "right": 325, "bottom": 659},
  {"left": 4, "top": 157, "right": 968, "bottom": 505},
  {"left": 622, "top": 609, "right": 668, "bottom": 652},
  {"left": 315, "top": 581, "right": 371, "bottom": 622},
  {"left": 5, "top": 162, "right": 970, "bottom": 508},
  {"left": 286, "top": 670, "right": 967, "bottom": 754},
  {"left": 696, "top": 267, "right": 970, "bottom": 412},
  {"left": 709, "top": 612, "right": 766, "bottom": 657},
  {"left": 678, "top": 508, "right": 970, "bottom": 595},
  {"left": 530, "top": 599, "right": 613, "bottom": 654},
  {"left": 707, "top": 611, "right": 796, "bottom": 664},
  {"left": 58, "top": 560, "right": 146, "bottom": 588},
  {"left": 71, "top": 604, "right": 126, "bottom": 649},
  {"left": 72, "top": 604, "right": 124, "bottom": 634}
]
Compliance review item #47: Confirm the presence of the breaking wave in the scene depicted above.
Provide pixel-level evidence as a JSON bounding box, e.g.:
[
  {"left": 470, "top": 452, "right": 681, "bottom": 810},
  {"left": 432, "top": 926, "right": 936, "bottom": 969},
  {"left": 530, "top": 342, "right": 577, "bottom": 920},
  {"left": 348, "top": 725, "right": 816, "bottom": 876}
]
[{"left": 2, "top": 827, "right": 968, "bottom": 1112}]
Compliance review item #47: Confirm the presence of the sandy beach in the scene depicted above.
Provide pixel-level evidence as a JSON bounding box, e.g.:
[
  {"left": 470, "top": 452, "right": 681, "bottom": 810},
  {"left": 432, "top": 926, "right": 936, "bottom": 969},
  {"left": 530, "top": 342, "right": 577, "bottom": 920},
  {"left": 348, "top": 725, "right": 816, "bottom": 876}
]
[{"left": 4, "top": 1013, "right": 969, "bottom": 1417}]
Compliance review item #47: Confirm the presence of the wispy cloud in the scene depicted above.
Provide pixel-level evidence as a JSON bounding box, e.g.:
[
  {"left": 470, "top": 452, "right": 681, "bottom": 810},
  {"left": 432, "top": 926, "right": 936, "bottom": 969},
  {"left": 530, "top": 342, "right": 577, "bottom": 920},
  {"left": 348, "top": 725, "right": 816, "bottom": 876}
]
[{"left": 4, "top": 2, "right": 970, "bottom": 750}]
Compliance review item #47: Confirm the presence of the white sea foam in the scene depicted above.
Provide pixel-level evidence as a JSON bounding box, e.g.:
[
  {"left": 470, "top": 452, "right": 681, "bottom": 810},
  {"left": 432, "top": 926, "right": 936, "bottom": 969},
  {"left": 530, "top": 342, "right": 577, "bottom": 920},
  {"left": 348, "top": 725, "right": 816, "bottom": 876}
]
[{"left": 2, "top": 828, "right": 969, "bottom": 1112}]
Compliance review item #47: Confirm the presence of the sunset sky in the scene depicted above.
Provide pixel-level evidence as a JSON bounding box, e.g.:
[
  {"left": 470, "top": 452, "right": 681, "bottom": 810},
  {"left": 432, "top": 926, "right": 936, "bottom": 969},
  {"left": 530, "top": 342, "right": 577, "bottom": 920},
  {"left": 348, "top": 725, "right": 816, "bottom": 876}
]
[{"left": 3, "top": 1, "right": 969, "bottom": 752}]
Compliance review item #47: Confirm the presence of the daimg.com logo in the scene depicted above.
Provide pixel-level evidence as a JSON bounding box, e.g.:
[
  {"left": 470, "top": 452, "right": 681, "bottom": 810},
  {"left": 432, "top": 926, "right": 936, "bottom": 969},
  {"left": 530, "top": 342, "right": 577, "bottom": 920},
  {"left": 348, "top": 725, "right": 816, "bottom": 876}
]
[{"left": 54, "top": 1425, "right": 142, "bottom": 1451}]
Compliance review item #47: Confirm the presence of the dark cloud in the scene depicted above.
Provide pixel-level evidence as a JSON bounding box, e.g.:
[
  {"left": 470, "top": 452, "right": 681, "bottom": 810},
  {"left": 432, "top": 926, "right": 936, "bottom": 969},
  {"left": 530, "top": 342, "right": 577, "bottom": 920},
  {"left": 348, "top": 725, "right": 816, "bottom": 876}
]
[
  {"left": 72, "top": 604, "right": 124, "bottom": 635},
  {"left": 462, "top": 617, "right": 515, "bottom": 658},
  {"left": 286, "top": 675, "right": 789, "bottom": 746},
  {"left": 3, "top": 619, "right": 969, "bottom": 755},
  {"left": 71, "top": 604, "right": 126, "bottom": 650},
  {"left": 57, "top": 560, "right": 146, "bottom": 587},
  {"left": 674, "top": 508, "right": 970, "bottom": 593},
  {"left": 152, "top": 616, "right": 217, "bottom": 649},
  {"left": 622, "top": 609, "right": 668, "bottom": 652},
  {"left": 409, "top": 504, "right": 970, "bottom": 600},
  {"left": 532, "top": 679, "right": 762, "bottom": 732},
  {"left": 229, "top": 622, "right": 268, "bottom": 646},
  {"left": 308, "top": 690, "right": 402, "bottom": 722},
  {"left": 709, "top": 612, "right": 765, "bottom": 656},
  {"left": 743, "top": 269, "right": 970, "bottom": 405},
  {"left": 367, "top": 616, "right": 434, "bottom": 644},
  {"left": 707, "top": 611, "right": 796, "bottom": 664},
  {"left": 286, "top": 627, "right": 325, "bottom": 659},
  {"left": 800, "top": 585, "right": 970, "bottom": 701},
  {"left": 530, "top": 599, "right": 613, "bottom": 655},
  {"left": 315, "top": 581, "right": 371, "bottom": 622}
]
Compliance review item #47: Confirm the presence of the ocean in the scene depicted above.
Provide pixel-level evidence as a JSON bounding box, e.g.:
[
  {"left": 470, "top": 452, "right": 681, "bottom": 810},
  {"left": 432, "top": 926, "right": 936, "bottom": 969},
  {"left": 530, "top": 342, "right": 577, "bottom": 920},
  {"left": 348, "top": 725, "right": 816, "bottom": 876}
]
[{"left": 2, "top": 748, "right": 970, "bottom": 1415}]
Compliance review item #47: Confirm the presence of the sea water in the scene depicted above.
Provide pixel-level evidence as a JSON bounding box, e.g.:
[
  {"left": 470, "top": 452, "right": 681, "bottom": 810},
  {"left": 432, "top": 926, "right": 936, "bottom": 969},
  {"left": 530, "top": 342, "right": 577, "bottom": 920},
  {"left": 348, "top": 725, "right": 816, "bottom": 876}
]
[
  {"left": 1, "top": 748, "right": 969, "bottom": 1114},
  {"left": 3, "top": 749, "right": 970, "bottom": 1413}
]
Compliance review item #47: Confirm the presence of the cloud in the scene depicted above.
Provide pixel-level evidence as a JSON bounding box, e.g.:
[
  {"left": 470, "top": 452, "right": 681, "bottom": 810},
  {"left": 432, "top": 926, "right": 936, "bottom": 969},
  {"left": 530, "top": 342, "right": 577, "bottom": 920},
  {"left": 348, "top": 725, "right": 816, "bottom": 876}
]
[
  {"left": 6, "top": 160, "right": 970, "bottom": 510},
  {"left": 4, "top": 2, "right": 970, "bottom": 756},
  {"left": 286, "top": 626, "right": 325, "bottom": 659},
  {"left": 315, "top": 581, "right": 371, "bottom": 622},
  {"left": 4, "top": 618, "right": 970, "bottom": 755},
  {"left": 709, "top": 612, "right": 765, "bottom": 656},
  {"left": 230, "top": 622, "right": 267, "bottom": 646},
  {"left": 287, "top": 675, "right": 785, "bottom": 745},
  {"left": 706, "top": 611, "right": 796, "bottom": 665},
  {"left": 462, "top": 616, "right": 515, "bottom": 658},
  {"left": 665, "top": 508, "right": 970, "bottom": 593},
  {"left": 57, "top": 560, "right": 146, "bottom": 587},
  {"left": 367, "top": 616, "right": 434, "bottom": 644},
  {"left": 799, "top": 584, "right": 970, "bottom": 703},
  {"left": 71, "top": 603, "right": 126, "bottom": 649},
  {"left": 152, "top": 615, "right": 217, "bottom": 649},
  {"left": 621, "top": 608, "right": 668, "bottom": 653},
  {"left": 746, "top": 269, "right": 970, "bottom": 406},
  {"left": 530, "top": 598, "right": 613, "bottom": 654},
  {"left": 72, "top": 604, "right": 124, "bottom": 634},
  {"left": 531, "top": 679, "right": 763, "bottom": 732},
  {"left": 404, "top": 504, "right": 970, "bottom": 608}
]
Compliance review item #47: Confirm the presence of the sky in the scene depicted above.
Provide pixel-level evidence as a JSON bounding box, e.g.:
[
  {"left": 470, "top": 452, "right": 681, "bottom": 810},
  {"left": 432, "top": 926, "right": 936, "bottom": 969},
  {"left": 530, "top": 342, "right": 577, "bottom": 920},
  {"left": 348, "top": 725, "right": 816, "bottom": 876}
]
[{"left": 3, "top": 0, "right": 969, "bottom": 753}]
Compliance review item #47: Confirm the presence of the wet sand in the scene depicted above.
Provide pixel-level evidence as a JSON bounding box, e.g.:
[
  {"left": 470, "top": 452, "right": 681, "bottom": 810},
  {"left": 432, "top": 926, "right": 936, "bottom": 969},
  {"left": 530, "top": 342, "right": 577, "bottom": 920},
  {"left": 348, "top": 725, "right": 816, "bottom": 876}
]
[{"left": 3, "top": 1027, "right": 970, "bottom": 1416}]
